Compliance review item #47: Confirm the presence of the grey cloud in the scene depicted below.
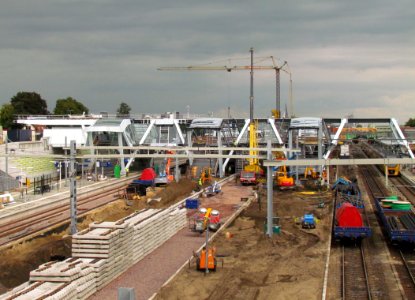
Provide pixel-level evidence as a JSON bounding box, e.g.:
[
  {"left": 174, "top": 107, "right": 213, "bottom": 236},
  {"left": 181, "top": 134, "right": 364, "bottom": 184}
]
[{"left": 0, "top": 1, "right": 414, "bottom": 122}]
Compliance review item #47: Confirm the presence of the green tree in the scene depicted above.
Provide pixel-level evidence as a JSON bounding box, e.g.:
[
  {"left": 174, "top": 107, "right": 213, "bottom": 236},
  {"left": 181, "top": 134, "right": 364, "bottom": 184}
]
[
  {"left": 53, "top": 97, "right": 89, "bottom": 115},
  {"left": 117, "top": 102, "right": 131, "bottom": 116},
  {"left": 11, "top": 91, "right": 48, "bottom": 115},
  {"left": 405, "top": 118, "right": 415, "bottom": 127},
  {"left": 0, "top": 103, "right": 16, "bottom": 129}
]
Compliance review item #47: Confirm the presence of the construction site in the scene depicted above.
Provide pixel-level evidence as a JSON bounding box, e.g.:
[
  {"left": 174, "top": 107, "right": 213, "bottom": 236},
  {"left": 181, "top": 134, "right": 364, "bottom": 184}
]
[{"left": 0, "top": 50, "right": 415, "bottom": 300}]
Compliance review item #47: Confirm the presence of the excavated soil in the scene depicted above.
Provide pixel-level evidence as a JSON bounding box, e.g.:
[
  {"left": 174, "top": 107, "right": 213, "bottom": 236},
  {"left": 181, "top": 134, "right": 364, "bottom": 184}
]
[
  {"left": 0, "top": 178, "right": 197, "bottom": 294},
  {"left": 156, "top": 188, "right": 334, "bottom": 300}
]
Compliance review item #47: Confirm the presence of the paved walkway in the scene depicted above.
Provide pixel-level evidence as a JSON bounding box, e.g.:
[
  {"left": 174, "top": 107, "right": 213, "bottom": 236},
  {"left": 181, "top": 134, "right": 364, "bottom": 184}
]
[{"left": 89, "top": 182, "right": 252, "bottom": 300}]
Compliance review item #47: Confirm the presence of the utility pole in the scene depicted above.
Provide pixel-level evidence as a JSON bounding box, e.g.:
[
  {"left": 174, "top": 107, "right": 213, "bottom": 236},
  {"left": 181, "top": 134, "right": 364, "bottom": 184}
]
[
  {"left": 266, "top": 140, "right": 274, "bottom": 237},
  {"left": 205, "top": 219, "right": 210, "bottom": 274},
  {"left": 70, "top": 140, "right": 77, "bottom": 235}
]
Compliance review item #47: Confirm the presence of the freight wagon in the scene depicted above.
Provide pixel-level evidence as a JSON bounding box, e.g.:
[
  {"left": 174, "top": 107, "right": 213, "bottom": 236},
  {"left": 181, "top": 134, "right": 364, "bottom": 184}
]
[
  {"left": 333, "top": 192, "right": 372, "bottom": 240},
  {"left": 375, "top": 196, "right": 415, "bottom": 244}
]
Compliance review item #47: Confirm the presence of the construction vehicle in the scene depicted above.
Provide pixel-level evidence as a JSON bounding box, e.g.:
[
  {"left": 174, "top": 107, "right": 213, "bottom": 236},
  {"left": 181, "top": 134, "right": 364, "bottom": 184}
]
[
  {"left": 239, "top": 118, "right": 265, "bottom": 185},
  {"left": 154, "top": 154, "right": 174, "bottom": 186},
  {"left": 200, "top": 167, "right": 212, "bottom": 184},
  {"left": 275, "top": 165, "right": 295, "bottom": 190},
  {"left": 196, "top": 247, "right": 217, "bottom": 271},
  {"left": 301, "top": 214, "right": 316, "bottom": 229},
  {"left": 304, "top": 167, "right": 318, "bottom": 179},
  {"left": 202, "top": 181, "right": 222, "bottom": 198},
  {"left": 240, "top": 170, "right": 259, "bottom": 185},
  {"left": 190, "top": 207, "right": 221, "bottom": 233}
]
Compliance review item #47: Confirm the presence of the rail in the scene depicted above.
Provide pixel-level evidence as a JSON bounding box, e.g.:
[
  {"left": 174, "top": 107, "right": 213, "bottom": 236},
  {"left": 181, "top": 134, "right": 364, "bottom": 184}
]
[{"left": 342, "top": 243, "right": 371, "bottom": 299}]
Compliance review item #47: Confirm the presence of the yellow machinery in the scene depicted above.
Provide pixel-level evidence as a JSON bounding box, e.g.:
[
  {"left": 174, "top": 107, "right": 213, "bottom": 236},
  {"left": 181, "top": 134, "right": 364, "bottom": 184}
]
[
  {"left": 191, "top": 207, "right": 209, "bottom": 233},
  {"left": 200, "top": 167, "right": 212, "bottom": 184},
  {"left": 276, "top": 165, "right": 295, "bottom": 190},
  {"left": 304, "top": 167, "right": 318, "bottom": 179},
  {"left": 244, "top": 119, "right": 264, "bottom": 174},
  {"left": 271, "top": 109, "right": 280, "bottom": 119}
]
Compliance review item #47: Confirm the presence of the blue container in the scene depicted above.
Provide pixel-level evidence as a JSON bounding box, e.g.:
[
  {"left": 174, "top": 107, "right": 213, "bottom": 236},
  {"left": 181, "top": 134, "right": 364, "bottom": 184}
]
[{"left": 185, "top": 198, "right": 200, "bottom": 209}]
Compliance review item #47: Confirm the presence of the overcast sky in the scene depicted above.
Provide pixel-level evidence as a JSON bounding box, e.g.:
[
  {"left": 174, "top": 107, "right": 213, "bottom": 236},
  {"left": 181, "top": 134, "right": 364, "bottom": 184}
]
[{"left": 1, "top": 0, "right": 414, "bottom": 123}]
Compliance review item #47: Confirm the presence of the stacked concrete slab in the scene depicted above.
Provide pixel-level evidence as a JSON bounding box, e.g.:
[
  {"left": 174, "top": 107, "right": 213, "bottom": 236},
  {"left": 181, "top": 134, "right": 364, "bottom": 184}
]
[
  {"left": 72, "top": 220, "right": 134, "bottom": 287},
  {"left": 0, "top": 258, "right": 97, "bottom": 300},
  {"left": 0, "top": 282, "right": 66, "bottom": 300},
  {"left": 0, "top": 206, "right": 187, "bottom": 300}
]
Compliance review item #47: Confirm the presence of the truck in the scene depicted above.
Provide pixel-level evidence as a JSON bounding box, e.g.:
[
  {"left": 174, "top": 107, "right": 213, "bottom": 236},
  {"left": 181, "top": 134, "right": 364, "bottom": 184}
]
[{"left": 239, "top": 171, "right": 258, "bottom": 185}]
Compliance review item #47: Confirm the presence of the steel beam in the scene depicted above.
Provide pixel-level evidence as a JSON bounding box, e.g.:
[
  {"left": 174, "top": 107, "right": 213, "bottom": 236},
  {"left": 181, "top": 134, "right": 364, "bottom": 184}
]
[{"left": 264, "top": 158, "right": 415, "bottom": 166}]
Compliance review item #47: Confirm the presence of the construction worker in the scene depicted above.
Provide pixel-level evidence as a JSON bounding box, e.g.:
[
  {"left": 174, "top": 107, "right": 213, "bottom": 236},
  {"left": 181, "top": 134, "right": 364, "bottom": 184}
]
[
  {"left": 125, "top": 167, "right": 129, "bottom": 177},
  {"left": 198, "top": 177, "right": 203, "bottom": 189},
  {"left": 317, "top": 176, "right": 322, "bottom": 192}
]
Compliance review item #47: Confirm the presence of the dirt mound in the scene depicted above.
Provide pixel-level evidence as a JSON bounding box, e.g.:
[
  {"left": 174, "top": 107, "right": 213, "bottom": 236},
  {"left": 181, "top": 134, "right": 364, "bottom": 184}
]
[{"left": 150, "top": 178, "right": 197, "bottom": 208}]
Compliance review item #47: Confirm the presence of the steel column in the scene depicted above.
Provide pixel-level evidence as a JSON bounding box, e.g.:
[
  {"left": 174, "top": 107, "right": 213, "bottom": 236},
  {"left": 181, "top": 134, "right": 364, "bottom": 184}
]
[
  {"left": 267, "top": 140, "right": 274, "bottom": 238},
  {"left": 70, "top": 140, "right": 77, "bottom": 235}
]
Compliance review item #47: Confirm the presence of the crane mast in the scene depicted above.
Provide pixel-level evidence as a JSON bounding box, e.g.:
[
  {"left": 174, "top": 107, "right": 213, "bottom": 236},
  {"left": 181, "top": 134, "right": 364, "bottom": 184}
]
[{"left": 248, "top": 48, "right": 258, "bottom": 167}]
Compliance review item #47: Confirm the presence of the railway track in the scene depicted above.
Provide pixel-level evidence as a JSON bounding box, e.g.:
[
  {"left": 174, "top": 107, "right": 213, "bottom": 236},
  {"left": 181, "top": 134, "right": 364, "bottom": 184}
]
[
  {"left": 342, "top": 242, "right": 371, "bottom": 299},
  {"left": 389, "top": 176, "right": 415, "bottom": 203},
  {"left": 0, "top": 159, "right": 189, "bottom": 248},
  {"left": 395, "top": 249, "right": 415, "bottom": 299},
  {"left": 356, "top": 143, "right": 415, "bottom": 299},
  {"left": 0, "top": 179, "right": 131, "bottom": 248}
]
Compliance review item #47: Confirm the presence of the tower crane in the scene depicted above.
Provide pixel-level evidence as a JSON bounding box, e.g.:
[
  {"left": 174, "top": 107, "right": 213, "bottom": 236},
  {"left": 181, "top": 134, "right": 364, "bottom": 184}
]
[
  {"left": 158, "top": 48, "right": 290, "bottom": 174},
  {"left": 157, "top": 52, "right": 290, "bottom": 119}
]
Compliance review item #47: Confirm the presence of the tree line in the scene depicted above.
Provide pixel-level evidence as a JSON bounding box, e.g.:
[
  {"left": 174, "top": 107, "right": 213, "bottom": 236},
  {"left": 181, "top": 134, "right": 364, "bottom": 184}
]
[{"left": 0, "top": 91, "right": 131, "bottom": 129}]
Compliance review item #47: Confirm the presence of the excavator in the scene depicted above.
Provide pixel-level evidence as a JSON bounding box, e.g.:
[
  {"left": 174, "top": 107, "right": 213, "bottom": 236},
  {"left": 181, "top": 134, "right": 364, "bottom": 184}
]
[
  {"left": 276, "top": 165, "right": 295, "bottom": 190},
  {"left": 199, "top": 167, "right": 212, "bottom": 184},
  {"left": 154, "top": 151, "right": 174, "bottom": 186},
  {"left": 302, "top": 166, "right": 323, "bottom": 190}
]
